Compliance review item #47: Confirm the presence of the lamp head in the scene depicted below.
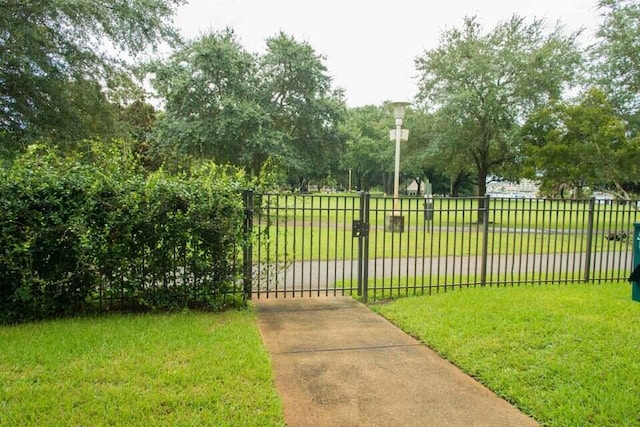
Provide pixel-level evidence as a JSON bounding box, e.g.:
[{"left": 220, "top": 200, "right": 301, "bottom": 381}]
[{"left": 389, "top": 101, "right": 411, "bottom": 124}]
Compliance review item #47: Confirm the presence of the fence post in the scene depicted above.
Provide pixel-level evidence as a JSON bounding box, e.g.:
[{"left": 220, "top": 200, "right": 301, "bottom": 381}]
[
  {"left": 355, "top": 192, "right": 370, "bottom": 303},
  {"left": 481, "top": 195, "right": 490, "bottom": 287},
  {"left": 243, "top": 190, "right": 254, "bottom": 299},
  {"left": 584, "top": 197, "right": 596, "bottom": 283}
]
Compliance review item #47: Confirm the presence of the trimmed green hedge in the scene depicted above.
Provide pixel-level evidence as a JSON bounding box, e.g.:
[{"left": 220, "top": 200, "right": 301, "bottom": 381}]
[{"left": 0, "top": 142, "right": 246, "bottom": 323}]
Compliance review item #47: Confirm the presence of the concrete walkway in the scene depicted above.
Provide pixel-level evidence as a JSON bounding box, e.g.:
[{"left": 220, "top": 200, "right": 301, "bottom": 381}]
[{"left": 254, "top": 296, "right": 538, "bottom": 427}]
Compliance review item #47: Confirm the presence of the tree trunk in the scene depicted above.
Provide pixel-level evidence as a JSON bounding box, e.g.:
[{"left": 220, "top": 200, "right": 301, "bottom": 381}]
[
  {"left": 450, "top": 171, "right": 467, "bottom": 197},
  {"left": 382, "top": 172, "right": 393, "bottom": 195},
  {"left": 477, "top": 169, "right": 488, "bottom": 224},
  {"left": 298, "top": 176, "right": 308, "bottom": 192}
]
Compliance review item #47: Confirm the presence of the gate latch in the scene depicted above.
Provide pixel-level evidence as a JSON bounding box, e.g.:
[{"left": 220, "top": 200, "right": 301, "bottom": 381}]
[{"left": 352, "top": 220, "right": 369, "bottom": 238}]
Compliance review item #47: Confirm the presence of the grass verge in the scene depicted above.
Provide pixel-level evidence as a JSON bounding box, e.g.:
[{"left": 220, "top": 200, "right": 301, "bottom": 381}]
[
  {"left": 371, "top": 282, "right": 640, "bottom": 426},
  {"left": 0, "top": 310, "right": 284, "bottom": 426}
]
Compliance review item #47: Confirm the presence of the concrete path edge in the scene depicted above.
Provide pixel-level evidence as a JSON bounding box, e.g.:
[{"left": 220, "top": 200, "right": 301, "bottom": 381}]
[{"left": 254, "top": 296, "right": 538, "bottom": 427}]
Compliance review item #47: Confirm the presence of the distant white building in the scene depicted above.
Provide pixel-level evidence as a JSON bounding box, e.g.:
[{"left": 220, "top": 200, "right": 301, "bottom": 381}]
[
  {"left": 406, "top": 180, "right": 425, "bottom": 196},
  {"left": 486, "top": 178, "right": 539, "bottom": 199},
  {"left": 592, "top": 191, "right": 615, "bottom": 204}
]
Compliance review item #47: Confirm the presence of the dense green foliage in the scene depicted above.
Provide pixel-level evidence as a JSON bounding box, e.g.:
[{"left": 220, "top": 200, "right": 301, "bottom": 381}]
[
  {"left": 0, "top": 0, "right": 184, "bottom": 150},
  {"left": 150, "top": 30, "right": 345, "bottom": 187},
  {"left": 522, "top": 88, "right": 640, "bottom": 198},
  {"left": 151, "top": 29, "right": 266, "bottom": 171},
  {"left": 374, "top": 283, "right": 640, "bottom": 426},
  {"left": 593, "top": 0, "right": 640, "bottom": 131},
  {"left": 0, "top": 141, "right": 246, "bottom": 323},
  {"left": 341, "top": 105, "right": 470, "bottom": 195},
  {"left": 406, "top": 3, "right": 640, "bottom": 199},
  {"left": 340, "top": 105, "right": 393, "bottom": 192},
  {"left": 414, "top": 16, "right": 581, "bottom": 200},
  {"left": 4, "top": 1, "right": 640, "bottom": 196}
]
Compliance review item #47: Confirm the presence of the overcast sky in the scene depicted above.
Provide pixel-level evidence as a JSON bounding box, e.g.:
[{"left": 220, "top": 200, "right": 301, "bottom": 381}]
[{"left": 173, "top": 0, "right": 601, "bottom": 107}]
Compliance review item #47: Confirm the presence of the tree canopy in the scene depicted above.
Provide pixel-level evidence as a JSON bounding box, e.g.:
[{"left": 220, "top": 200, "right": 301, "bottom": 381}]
[
  {"left": 521, "top": 88, "right": 640, "bottom": 198},
  {"left": 340, "top": 105, "right": 392, "bottom": 191},
  {"left": 0, "top": 0, "right": 184, "bottom": 149},
  {"left": 150, "top": 29, "right": 267, "bottom": 171},
  {"left": 150, "top": 30, "right": 345, "bottom": 183},
  {"left": 4, "top": 2, "right": 640, "bottom": 197},
  {"left": 414, "top": 16, "right": 582, "bottom": 201},
  {"left": 259, "top": 32, "right": 345, "bottom": 188},
  {"left": 592, "top": 0, "right": 640, "bottom": 130}
]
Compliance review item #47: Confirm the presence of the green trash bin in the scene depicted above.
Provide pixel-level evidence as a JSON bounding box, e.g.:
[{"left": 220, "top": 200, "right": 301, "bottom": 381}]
[{"left": 631, "top": 222, "right": 640, "bottom": 302}]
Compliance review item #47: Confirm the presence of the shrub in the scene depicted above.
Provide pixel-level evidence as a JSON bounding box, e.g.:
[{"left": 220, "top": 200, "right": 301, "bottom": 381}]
[{"left": 0, "top": 141, "right": 246, "bottom": 323}]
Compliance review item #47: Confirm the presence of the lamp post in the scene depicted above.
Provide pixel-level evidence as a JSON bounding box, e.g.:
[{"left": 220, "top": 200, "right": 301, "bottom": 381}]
[{"left": 386, "top": 101, "right": 410, "bottom": 232}]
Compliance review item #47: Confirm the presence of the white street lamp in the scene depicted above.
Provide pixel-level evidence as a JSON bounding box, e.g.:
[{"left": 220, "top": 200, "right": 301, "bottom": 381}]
[
  {"left": 386, "top": 101, "right": 410, "bottom": 232},
  {"left": 390, "top": 101, "right": 410, "bottom": 212}
]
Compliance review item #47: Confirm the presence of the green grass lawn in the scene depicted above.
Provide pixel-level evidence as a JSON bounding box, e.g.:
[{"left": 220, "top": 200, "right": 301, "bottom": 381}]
[
  {"left": 371, "top": 282, "right": 640, "bottom": 426},
  {"left": 0, "top": 310, "right": 284, "bottom": 426},
  {"left": 256, "top": 193, "right": 637, "bottom": 231},
  {"left": 251, "top": 194, "right": 636, "bottom": 262},
  {"left": 253, "top": 218, "right": 629, "bottom": 262}
]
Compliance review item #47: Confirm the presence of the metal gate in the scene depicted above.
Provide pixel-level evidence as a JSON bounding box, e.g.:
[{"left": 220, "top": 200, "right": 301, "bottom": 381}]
[
  {"left": 243, "top": 191, "right": 369, "bottom": 300},
  {"left": 243, "top": 191, "right": 637, "bottom": 302}
]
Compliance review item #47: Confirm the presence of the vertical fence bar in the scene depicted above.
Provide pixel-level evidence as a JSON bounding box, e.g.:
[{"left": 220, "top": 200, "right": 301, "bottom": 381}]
[
  {"left": 597, "top": 200, "right": 608, "bottom": 282},
  {"left": 452, "top": 198, "right": 459, "bottom": 289},
  {"left": 604, "top": 200, "right": 614, "bottom": 281},
  {"left": 265, "top": 195, "right": 272, "bottom": 296},
  {"left": 421, "top": 197, "right": 429, "bottom": 294},
  {"left": 362, "top": 193, "right": 370, "bottom": 303},
  {"left": 274, "top": 194, "right": 280, "bottom": 296},
  {"left": 405, "top": 199, "right": 412, "bottom": 296},
  {"left": 481, "top": 195, "right": 490, "bottom": 287},
  {"left": 436, "top": 198, "right": 444, "bottom": 292},
  {"left": 443, "top": 198, "right": 451, "bottom": 290},
  {"left": 243, "top": 190, "right": 254, "bottom": 300},
  {"left": 332, "top": 196, "right": 339, "bottom": 296},
  {"left": 551, "top": 201, "right": 560, "bottom": 283},
  {"left": 584, "top": 197, "right": 596, "bottom": 282},
  {"left": 613, "top": 201, "right": 624, "bottom": 278},
  {"left": 357, "top": 192, "right": 365, "bottom": 298},
  {"left": 494, "top": 198, "right": 503, "bottom": 287},
  {"left": 414, "top": 198, "right": 421, "bottom": 293},
  {"left": 283, "top": 194, "right": 290, "bottom": 296},
  {"left": 301, "top": 195, "right": 307, "bottom": 296},
  {"left": 515, "top": 198, "right": 523, "bottom": 284},
  {"left": 543, "top": 200, "right": 552, "bottom": 284},
  {"left": 471, "top": 198, "right": 480, "bottom": 287},
  {"left": 389, "top": 197, "right": 396, "bottom": 295},
  {"left": 317, "top": 196, "right": 322, "bottom": 297},
  {"left": 292, "top": 195, "right": 298, "bottom": 297},
  {"left": 348, "top": 195, "right": 356, "bottom": 294}
]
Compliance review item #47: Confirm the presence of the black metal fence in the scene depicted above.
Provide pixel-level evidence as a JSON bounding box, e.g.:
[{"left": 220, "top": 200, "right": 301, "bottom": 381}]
[{"left": 244, "top": 192, "right": 638, "bottom": 302}]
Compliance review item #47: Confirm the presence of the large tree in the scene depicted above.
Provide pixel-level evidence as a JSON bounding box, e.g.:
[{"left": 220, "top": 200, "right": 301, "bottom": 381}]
[
  {"left": 150, "top": 29, "right": 270, "bottom": 172},
  {"left": 403, "top": 108, "right": 474, "bottom": 196},
  {"left": 257, "top": 32, "right": 345, "bottom": 188},
  {"left": 522, "top": 88, "right": 640, "bottom": 199},
  {"left": 150, "top": 31, "right": 345, "bottom": 183},
  {"left": 415, "top": 15, "right": 581, "bottom": 212},
  {"left": 0, "top": 0, "right": 184, "bottom": 149},
  {"left": 341, "top": 105, "right": 393, "bottom": 191},
  {"left": 592, "top": 0, "right": 640, "bottom": 131}
]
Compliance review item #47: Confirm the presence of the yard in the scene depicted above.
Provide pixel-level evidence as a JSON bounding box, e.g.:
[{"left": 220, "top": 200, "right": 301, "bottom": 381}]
[
  {"left": 2, "top": 283, "right": 639, "bottom": 426},
  {"left": 0, "top": 310, "right": 285, "bottom": 426}
]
